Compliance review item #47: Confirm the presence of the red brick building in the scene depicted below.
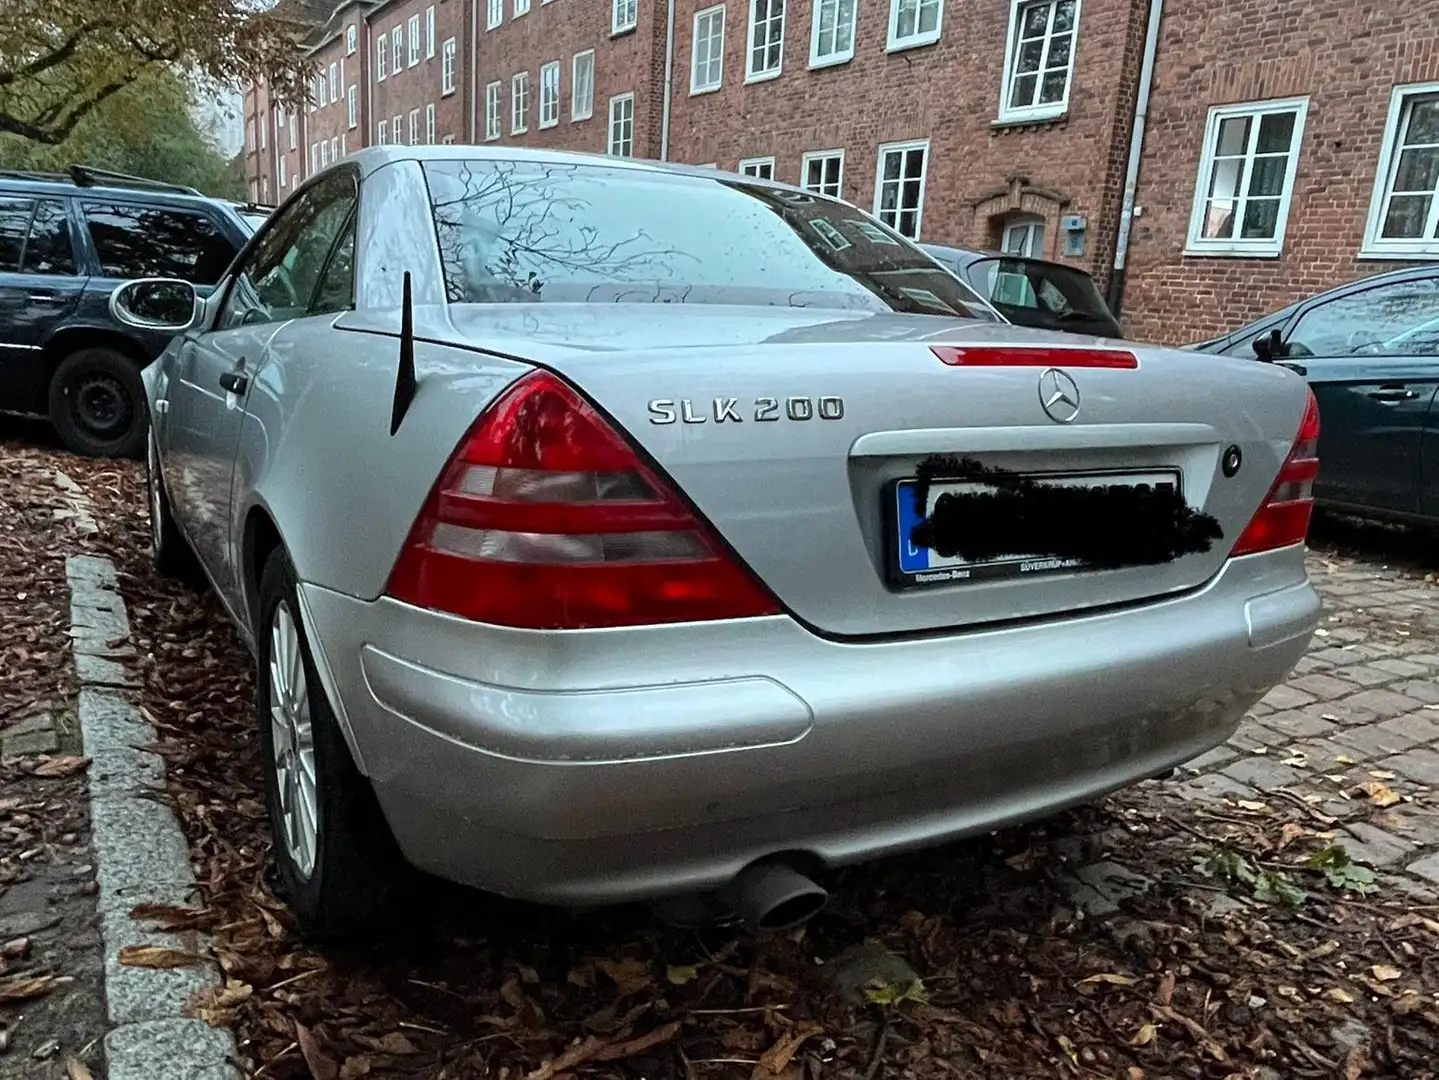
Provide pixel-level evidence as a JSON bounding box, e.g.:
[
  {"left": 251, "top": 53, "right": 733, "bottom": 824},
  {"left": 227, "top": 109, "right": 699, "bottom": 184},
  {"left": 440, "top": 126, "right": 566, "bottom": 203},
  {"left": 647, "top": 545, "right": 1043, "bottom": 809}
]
[{"left": 241, "top": 0, "right": 1439, "bottom": 343}]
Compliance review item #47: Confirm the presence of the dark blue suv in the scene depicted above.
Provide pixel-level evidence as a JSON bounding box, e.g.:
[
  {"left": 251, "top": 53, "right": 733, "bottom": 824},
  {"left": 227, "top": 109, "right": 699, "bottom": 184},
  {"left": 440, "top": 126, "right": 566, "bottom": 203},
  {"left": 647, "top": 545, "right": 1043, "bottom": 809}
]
[{"left": 0, "top": 166, "right": 264, "bottom": 458}]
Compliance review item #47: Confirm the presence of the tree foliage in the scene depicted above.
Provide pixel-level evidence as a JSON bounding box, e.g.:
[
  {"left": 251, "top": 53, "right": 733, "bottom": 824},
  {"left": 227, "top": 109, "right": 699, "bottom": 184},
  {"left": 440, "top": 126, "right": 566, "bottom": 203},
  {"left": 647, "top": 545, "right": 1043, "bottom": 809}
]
[
  {"left": 0, "top": 68, "right": 247, "bottom": 199},
  {"left": 0, "top": 0, "right": 313, "bottom": 145}
]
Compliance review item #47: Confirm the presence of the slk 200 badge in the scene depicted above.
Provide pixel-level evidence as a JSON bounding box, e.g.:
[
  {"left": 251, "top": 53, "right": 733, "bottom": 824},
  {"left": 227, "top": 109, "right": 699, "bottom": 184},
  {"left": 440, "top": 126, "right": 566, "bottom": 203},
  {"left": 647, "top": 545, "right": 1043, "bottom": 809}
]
[{"left": 648, "top": 396, "right": 845, "bottom": 424}]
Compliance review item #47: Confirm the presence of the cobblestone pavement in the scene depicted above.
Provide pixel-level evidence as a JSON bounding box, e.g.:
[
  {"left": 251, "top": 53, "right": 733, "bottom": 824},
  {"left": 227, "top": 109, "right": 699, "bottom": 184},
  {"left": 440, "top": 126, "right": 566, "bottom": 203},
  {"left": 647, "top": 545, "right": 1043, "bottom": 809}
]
[{"left": 1176, "top": 531, "right": 1439, "bottom": 895}]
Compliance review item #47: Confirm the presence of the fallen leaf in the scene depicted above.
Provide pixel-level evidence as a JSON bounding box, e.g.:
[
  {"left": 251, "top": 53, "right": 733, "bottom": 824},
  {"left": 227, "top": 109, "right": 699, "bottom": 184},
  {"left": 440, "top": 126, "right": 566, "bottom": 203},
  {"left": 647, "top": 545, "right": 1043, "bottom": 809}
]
[
  {"left": 1324, "top": 987, "right": 1356, "bottom": 1004},
  {"left": 1156, "top": 970, "right": 1175, "bottom": 1007},
  {"left": 183, "top": 982, "right": 253, "bottom": 1026},
  {"left": 753, "top": 1022, "right": 823, "bottom": 1077},
  {"left": 1056, "top": 1034, "right": 1079, "bottom": 1065},
  {"left": 1334, "top": 754, "right": 1356, "bottom": 765},
  {"left": 1369, "top": 770, "right": 1397, "bottom": 780},
  {"left": 339, "top": 1059, "right": 373, "bottom": 1080},
  {"left": 527, "top": 1022, "right": 681, "bottom": 1080},
  {"left": 1236, "top": 800, "right": 1268, "bottom": 812},
  {"left": 1278, "top": 823, "right": 1308, "bottom": 850},
  {"left": 375, "top": 1032, "right": 418, "bottom": 1055},
  {"left": 1359, "top": 781, "right": 1401, "bottom": 808},
  {"left": 0, "top": 974, "right": 67, "bottom": 1002},
  {"left": 1149, "top": 1005, "right": 1227, "bottom": 1062},
  {"left": 295, "top": 1020, "right": 339, "bottom": 1080},
  {"left": 65, "top": 1059, "right": 94, "bottom": 1080},
  {"left": 118, "top": 945, "right": 205, "bottom": 970},
  {"left": 1079, "top": 973, "right": 1139, "bottom": 987},
  {"left": 666, "top": 965, "right": 698, "bottom": 986},
  {"left": 597, "top": 958, "right": 651, "bottom": 996},
  {"left": 30, "top": 755, "right": 89, "bottom": 778},
  {"left": 129, "top": 904, "right": 210, "bottom": 932},
  {"left": 1129, "top": 1023, "right": 1157, "bottom": 1047},
  {"left": 1371, "top": 964, "right": 1403, "bottom": 982}
]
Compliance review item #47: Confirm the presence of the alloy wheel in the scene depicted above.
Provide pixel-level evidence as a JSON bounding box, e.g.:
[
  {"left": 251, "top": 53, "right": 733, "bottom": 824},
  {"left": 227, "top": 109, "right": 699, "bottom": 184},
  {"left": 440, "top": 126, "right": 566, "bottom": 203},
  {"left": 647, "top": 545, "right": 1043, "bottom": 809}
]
[{"left": 269, "top": 601, "right": 318, "bottom": 879}]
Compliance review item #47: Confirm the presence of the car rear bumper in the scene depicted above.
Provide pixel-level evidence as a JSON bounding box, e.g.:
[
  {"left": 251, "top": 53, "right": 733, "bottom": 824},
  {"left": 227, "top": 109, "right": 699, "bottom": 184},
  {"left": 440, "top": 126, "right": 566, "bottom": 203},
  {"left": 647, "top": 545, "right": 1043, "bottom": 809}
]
[{"left": 298, "top": 545, "right": 1319, "bottom": 905}]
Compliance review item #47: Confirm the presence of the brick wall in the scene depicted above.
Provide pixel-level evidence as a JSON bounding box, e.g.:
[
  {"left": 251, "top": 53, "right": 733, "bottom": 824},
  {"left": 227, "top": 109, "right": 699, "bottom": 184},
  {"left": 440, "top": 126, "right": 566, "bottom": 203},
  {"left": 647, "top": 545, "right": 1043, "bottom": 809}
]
[
  {"left": 1122, "top": 0, "right": 1439, "bottom": 344},
  {"left": 370, "top": 0, "right": 469, "bottom": 148}
]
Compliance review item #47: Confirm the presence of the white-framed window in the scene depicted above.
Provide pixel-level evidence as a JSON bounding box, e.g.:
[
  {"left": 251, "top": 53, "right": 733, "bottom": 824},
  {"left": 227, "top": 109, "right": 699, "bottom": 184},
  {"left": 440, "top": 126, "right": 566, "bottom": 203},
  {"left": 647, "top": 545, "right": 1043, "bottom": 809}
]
[
  {"left": 289, "top": 113, "right": 298, "bottom": 149},
  {"left": 347, "top": 85, "right": 358, "bottom": 128},
  {"left": 393, "top": 112, "right": 402, "bottom": 140},
  {"left": 1363, "top": 83, "right": 1439, "bottom": 259},
  {"left": 319, "top": 139, "right": 328, "bottom": 166},
  {"left": 278, "top": 156, "right": 287, "bottom": 187},
  {"left": 887, "top": 0, "right": 941, "bottom": 50},
  {"left": 426, "top": 102, "right": 437, "bottom": 143},
  {"left": 328, "top": 62, "right": 338, "bottom": 102},
  {"left": 873, "top": 139, "right": 929, "bottom": 238},
  {"left": 407, "top": 15, "right": 421, "bottom": 65},
  {"left": 346, "top": 24, "right": 357, "bottom": 54},
  {"left": 572, "top": 50, "right": 595, "bottom": 120},
  {"left": 809, "top": 0, "right": 855, "bottom": 67},
  {"left": 485, "top": 81, "right": 502, "bottom": 138},
  {"left": 260, "top": 112, "right": 267, "bottom": 149},
  {"left": 330, "top": 135, "right": 339, "bottom": 160},
  {"left": 310, "top": 143, "right": 319, "bottom": 174},
  {"left": 487, "top": 0, "right": 503, "bottom": 28},
  {"left": 512, "top": 71, "right": 530, "bottom": 133},
  {"left": 1185, "top": 97, "right": 1308, "bottom": 257},
  {"left": 315, "top": 73, "right": 326, "bottom": 107},
  {"left": 613, "top": 0, "right": 638, "bottom": 34},
  {"left": 608, "top": 93, "right": 634, "bottom": 156},
  {"left": 540, "top": 62, "right": 561, "bottom": 127},
  {"left": 1001, "top": 215, "right": 1045, "bottom": 256},
  {"left": 801, "top": 149, "right": 843, "bottom": 196},
  {"left": 392, "top": 26, "right": 403, "bottom": 70},
  {"left": 442, "top": 38, "right": 457, "bottom": 94},
  {"left": 377, "top": 34, "right": 388, "bottom": 80},
  {"left": 999, "top": 0, "right": 1077, "bottom": 122},
  {"left": 516, "top": 0, "right": 531, "bottom": 14},
  {"left": 378, "top": 119, "right": 388, "bottom": 144},
  {"left": 261, "top": 174, "right": 269, "bottom": 201},
  {"left": 739, "top": 156, "right": 775, "bottom": 179},
  {"left": 426, "top": 6, "right": 436, "bottom": 57},
  {"left": 691, "top": 5, "right": 725, "bottom": 93},
  {"left": 407, "top": 108, "right": 419, "bottom": 145},
  {"left": 746, "top": 0, "right": 784, "bottom": 81}
]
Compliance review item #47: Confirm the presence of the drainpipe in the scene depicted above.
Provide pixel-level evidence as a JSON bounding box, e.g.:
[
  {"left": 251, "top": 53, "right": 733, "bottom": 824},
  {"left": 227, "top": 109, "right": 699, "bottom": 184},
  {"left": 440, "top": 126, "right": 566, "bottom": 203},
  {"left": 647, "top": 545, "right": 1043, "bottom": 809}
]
[
  {"left": 660, "top": 0, "right": 675, "bottom": 160},
  {"left": 470, "top": 0, "right": 479, "bottom": 142},
  {"left": 1106, "top": 0, "right": 1164, "bottom": 317}
]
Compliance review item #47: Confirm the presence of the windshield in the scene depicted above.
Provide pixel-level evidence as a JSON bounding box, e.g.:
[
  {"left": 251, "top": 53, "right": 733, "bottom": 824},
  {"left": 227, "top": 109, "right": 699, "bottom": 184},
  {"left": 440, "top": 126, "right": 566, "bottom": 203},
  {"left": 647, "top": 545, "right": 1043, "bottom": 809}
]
[
  {"left": 421, "top": 159, "right": 998, "bottom": 320},
  {"left": 239, "top": 210, "right": 270, "bottom": 234},
  {"left": 965, "top": 257, "right": 1112, "bottom": 322}
]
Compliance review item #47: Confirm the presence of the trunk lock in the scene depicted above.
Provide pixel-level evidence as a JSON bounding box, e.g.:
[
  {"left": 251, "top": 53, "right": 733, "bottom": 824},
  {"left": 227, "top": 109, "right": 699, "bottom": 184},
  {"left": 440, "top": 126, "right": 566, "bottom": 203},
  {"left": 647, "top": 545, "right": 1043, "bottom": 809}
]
[{"left": 1222, "top": 445, "right": 1243, "bottom": 478}]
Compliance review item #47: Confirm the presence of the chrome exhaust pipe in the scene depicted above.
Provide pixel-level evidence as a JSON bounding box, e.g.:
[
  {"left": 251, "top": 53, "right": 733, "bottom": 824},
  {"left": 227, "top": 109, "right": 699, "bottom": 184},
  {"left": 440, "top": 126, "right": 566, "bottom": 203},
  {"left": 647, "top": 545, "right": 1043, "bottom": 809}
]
[{"left": 720, "top": 862, "right": 828, "bottom": 932}]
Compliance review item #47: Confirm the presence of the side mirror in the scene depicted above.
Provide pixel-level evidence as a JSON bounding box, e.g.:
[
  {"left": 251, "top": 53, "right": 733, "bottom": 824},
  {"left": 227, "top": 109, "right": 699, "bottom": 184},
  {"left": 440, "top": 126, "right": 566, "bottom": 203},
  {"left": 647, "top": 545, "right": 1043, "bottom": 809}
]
[
  {"left": 1253, "top": 327, "right": 1283, "bottom": 362},
  {"left": 109, "top": 278, "right": 200, "bottom": 332}
]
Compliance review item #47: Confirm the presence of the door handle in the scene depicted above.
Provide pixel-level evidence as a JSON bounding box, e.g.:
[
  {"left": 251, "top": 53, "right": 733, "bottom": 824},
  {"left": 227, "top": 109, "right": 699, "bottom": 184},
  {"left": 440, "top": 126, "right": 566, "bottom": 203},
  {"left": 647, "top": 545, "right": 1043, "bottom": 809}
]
[
  {"left": 1367, "top": 387, "right": 1419, "bottom": 403},
  {"left": 218, "top": 371, "right": 248, "bottom": 395},
  {"left": 28, "top": 293, "right": 65, "bottom": 304}
]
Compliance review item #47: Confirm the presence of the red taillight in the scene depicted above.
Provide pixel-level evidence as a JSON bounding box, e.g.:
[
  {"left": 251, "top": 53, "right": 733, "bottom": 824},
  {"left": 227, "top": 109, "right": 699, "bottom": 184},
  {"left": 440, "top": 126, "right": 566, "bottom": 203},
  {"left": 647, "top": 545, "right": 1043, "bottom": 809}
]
[
  {"left": 1231, "top": 390, "right": 1320, "bottom": 557},
  {"left": 931, "top": 346, "right": 1139, "bottom": 369},
  {"left": 385, "top": 370, "right": 781, "bottom": 629}
]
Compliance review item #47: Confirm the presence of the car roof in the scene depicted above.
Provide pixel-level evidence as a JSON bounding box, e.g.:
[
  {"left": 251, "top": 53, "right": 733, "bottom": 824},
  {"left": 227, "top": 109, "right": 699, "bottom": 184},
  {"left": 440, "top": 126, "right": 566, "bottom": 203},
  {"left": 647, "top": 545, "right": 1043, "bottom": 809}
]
[
  {"left": 920, "top": 242, "right": 1096, "bottom": 278},
  {"left": 0, "top": 167, "right": 239, "bottom": 216}
]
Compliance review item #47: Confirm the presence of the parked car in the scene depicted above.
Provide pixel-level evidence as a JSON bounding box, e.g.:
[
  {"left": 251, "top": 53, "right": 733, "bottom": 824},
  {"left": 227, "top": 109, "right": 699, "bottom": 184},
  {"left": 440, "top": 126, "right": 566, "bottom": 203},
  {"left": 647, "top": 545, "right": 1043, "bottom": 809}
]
[
  {"left": 1190, "top": 265, "right": 1439, "bottom": 524},
  {"left": 115, "top": 148, "right": 1319, "bottom": 940},
  {"left": 0, "top": 165, "right": 257, "bottom": 458},
  {"left": 923, "top": 243, "right": 1125, "bottom": 338}
]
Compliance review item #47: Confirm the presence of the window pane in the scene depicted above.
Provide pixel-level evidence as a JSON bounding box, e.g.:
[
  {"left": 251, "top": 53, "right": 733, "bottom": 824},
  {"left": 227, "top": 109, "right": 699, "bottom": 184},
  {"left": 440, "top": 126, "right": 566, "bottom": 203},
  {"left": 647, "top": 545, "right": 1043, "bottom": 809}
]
[
  {"left": 1288, "top": 278, "right": 1439, "bottom": 357},
  {"left": 1039, "top": 70, "right": 1067, "bottom": 104},
  {"left": 1239, "top": 198, "right": 1279, "bottom": 239},
  {"left": 1202, "top": 200, "right": 1236, "bottom": 239},
  {"left": 1016, "top": 38, "right": 1043, "bottom": 73},
  {"left": 1407, "top": 99, "right": 1439, "bottom": 145},
  {"left": 917, "top": 0, "right": 938, "bottom": 34},
  {"left": 1011, "top": 73, "right": 1037, "bottom": 107},
  {"left": 25, "top": 199, "right": 76, "bottom": 275},
  {"left": 1021, "top": 2, "right": 1048, "bottom": 36},
  {"left": 1215, "top": 115, "right": 1250, "bottom": 157},
  {"left": 1052, "top": 0, "right": 1075, "bottom": 32},
  {"left": 1383, "top": 194, "right": 1432, "bottom": 239},
  {"left": 896, "top": 0, "right": 917, "bottom": 38},
  {"left": 1246, "top": 155, "right": 1287, "bottom": 197},
  {"left": 1046, "top": 32, "right": 1071, "bottom": 68},
  {"left": 1394, "top": 147, "right": 1439, "bottom": 194},
  {"left": 1206, "top": 157, "right": 1243, "bottom": 202},
  {"left": 83, "top": 203, "right": 235, "bottom": 284},
  {"left": 835, "top": 0, "right": 855, "bottom": 47},
  {"left": 1254, "top": 111, "right": 1295, "bottom": 154},
  {"left": 0, "top": 199, "right": 31, "bottom": 272}
]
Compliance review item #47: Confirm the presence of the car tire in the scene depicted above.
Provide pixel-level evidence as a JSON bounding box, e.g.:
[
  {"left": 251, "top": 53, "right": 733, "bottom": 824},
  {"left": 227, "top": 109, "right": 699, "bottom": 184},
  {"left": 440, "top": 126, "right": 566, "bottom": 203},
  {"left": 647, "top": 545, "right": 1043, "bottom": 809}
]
[
  {"left": 257, "top": 551, "right": 405, "bottom": 941},
  {"left": 48, "top": 347, "right": 147, "bottom": 460},
  {"left": 145, "top": 430, "right": 200, "bottom": 581}
]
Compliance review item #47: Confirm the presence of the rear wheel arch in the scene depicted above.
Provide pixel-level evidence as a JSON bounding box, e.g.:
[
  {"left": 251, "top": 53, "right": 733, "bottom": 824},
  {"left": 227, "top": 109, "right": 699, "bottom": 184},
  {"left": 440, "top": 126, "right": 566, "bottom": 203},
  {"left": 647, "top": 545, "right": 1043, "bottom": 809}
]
[{"left": 242, "top": 505, "right": 284, "bottom": 639}]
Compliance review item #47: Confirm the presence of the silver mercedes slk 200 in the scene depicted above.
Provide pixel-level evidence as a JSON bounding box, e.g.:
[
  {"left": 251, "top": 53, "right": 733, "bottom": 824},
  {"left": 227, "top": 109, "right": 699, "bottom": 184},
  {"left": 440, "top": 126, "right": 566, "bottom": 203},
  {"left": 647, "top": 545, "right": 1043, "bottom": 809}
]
[{"left": 113, "top": 146, "right": 1321, "bottom": 940}]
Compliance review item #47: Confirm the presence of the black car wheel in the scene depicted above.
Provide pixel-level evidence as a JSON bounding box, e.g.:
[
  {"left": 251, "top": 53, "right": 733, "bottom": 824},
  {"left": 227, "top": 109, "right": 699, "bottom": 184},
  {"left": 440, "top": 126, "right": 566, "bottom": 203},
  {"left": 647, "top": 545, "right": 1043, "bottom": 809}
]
[
  {"left": 48, "top": 347, "right": 147, "bottom": 459},
  {"left": 257, "top": 551, "right": 405, "bottom": 941}
]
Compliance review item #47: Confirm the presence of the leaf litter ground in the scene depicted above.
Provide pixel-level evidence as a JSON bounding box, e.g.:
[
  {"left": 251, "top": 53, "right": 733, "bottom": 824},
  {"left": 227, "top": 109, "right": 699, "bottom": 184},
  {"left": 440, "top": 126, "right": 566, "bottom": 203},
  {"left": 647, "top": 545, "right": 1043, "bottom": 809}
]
[{"left": 32, "top": 449, "right": 1439, "bottom": 1079}]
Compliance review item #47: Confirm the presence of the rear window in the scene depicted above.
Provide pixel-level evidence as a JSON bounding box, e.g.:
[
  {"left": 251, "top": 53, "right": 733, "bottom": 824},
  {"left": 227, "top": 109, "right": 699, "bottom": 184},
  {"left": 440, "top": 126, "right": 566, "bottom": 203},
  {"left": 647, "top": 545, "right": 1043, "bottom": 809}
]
[
  {"left": 82, "top": 202, "right": 238, "bottom": 284},
  {"left": 0, "top": 197, "right": 78, "bottom": 275},
  {"left": 422, "top": 159, "right": 998, "bottom": 320},
  {"left": 966, "top": 257, "right": 1111, "bottom": 321}
]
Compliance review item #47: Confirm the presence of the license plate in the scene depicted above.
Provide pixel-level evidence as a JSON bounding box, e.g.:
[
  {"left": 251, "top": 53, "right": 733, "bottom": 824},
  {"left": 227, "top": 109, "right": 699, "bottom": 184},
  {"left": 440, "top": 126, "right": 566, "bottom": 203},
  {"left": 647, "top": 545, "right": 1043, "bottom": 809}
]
[{"left": 890, "top": 470, "right": 1182, "bottom": 588}]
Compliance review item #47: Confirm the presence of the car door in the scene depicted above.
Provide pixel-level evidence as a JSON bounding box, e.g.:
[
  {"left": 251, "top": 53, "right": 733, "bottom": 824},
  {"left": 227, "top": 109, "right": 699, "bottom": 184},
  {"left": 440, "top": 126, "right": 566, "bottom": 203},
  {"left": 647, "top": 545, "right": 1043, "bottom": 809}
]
[
  {"left": 1277, "top": 274, "right": 1439, "bottom": 515},
  {"left": 0, "top": 196, "right": 88, "bottom": 412},
  {"left": 162, "top": 169, "right": 360, "bottom": 604}
]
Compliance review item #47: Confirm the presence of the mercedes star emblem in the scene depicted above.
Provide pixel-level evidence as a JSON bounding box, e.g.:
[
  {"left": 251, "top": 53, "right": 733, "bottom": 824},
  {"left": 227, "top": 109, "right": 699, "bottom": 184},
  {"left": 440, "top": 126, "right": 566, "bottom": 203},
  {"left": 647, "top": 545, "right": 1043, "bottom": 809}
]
[{"left": 1038, "top": 367, "right": 1081, "bottom": 424}]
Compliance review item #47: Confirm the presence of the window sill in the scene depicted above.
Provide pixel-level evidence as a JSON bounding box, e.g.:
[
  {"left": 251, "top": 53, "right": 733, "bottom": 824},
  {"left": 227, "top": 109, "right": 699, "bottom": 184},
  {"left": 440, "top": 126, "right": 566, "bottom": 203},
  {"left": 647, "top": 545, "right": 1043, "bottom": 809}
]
[
  {"left": 744, "top": 69, "right": 782, "bottom": 85},
  {"left": 808, "top": 52, "right": 854, "bottom": 70},
  {"left": 540, "top": 119, "right": 558, "bottom": 129},
  {"left": 1181, "top": 246, "right": 1282, "bottom": 259},
  {"left": 885, "top": 35, "right": 940, "bottom": 54},
  {"left": 442, "top": 87, "right": 457, "bottom": 97},
  {"left": 690, "top": 84, "right": 721, "bottom": 96},
  {"left": 571, "top": 114, "right": 594, "bottom": 123},
  {"left": 511, "top": 128, "right": 528, "bottom": 136},
  {"left": 611, "top": 24, "right": 637, "bottom": 37},
  {"left": 992, "top": 108, "right": 1067, "bottom": 130},
  {"left": 1357, "top": 246, "right": 1439, "bottom": 261}
]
